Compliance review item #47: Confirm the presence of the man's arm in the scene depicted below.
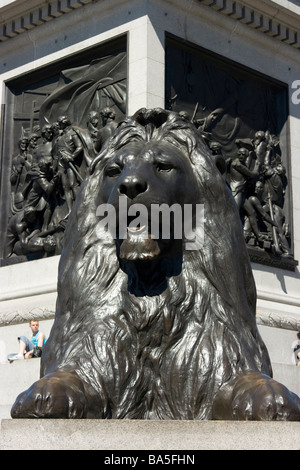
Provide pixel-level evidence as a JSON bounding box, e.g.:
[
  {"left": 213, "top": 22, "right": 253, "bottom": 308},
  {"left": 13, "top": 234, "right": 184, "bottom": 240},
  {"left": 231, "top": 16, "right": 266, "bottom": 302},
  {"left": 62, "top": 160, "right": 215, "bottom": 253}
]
[
  {"left": 37, "top": 331, "right": 46, "bottom": 348},
  {"left": 233, "top": 160, "right": 259, "bottom": 178}
]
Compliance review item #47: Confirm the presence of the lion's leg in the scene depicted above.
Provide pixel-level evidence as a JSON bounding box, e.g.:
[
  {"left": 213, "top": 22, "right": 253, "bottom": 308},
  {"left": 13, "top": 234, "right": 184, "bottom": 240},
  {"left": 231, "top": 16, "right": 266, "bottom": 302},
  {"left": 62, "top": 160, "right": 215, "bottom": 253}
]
[
  {"left": 11, "top": 371, "right": 92, "bottom": 419},
  {"left": 212, "top": 372, "right": 300, "bottom": 421}
]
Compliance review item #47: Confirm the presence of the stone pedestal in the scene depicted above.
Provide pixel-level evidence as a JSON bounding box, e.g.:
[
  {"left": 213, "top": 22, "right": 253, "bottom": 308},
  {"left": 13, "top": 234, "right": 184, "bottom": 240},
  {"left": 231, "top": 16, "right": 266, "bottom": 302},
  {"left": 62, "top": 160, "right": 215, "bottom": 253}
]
[
  {"left": 1, "top": 0, "right": 300, "bottom": 453},
  {"left": 0, "top": 419, "right": 299, "bottom": 450}
]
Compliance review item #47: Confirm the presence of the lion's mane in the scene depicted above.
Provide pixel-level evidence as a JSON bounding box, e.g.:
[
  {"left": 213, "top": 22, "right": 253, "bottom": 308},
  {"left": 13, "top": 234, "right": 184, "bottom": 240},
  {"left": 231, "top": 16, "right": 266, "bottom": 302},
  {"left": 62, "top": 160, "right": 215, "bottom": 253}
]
[{"left": 41, "top": 108, "right": 272, "bottom": 419}]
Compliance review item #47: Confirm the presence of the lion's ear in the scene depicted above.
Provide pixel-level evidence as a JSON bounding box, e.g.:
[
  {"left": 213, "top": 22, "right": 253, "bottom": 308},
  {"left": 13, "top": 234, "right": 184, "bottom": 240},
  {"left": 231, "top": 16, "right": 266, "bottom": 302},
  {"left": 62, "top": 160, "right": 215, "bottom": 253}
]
[{"left": 214, "top": 155, "right": 227, "bottom": 175}]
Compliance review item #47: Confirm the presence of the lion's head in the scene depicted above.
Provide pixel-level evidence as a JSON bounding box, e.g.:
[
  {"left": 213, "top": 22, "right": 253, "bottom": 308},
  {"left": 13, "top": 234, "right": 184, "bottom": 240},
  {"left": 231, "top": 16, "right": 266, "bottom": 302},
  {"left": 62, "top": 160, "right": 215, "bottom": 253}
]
[
  {"left": 92, "top": 113, "right": 203, "bottom": 296},
  {"left": 81, "top": 108, "right": 255, "bottom": 305},
  {"left": 41, "top": 108, "right": 272, "bottom": 419}
]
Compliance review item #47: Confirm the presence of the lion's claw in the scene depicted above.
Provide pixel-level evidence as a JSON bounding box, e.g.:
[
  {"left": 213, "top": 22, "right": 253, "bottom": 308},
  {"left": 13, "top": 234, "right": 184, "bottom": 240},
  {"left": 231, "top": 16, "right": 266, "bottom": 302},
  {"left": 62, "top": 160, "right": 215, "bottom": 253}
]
[
  {"left": 213, "top": 372, "right": 300, "bottom": 421},
  {"left": 11, "top": 371, "right": 87, "bottom": 419}
]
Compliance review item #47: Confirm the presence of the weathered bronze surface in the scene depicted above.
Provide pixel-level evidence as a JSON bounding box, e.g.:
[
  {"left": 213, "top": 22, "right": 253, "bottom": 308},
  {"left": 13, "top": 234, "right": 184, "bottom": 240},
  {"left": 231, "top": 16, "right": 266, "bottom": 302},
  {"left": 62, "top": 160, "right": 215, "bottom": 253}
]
[
  {"left": 1, "top": 38, "right": 296, "bottom": 270},
  {"left": 11, "top": 109, "right": 300, "bottom": 420},
  {"left": 1, "top": 44, "right": 126, "bottom": 262},
  {"left": 166, "top": 37, "right": 296, "bottom": 270}
]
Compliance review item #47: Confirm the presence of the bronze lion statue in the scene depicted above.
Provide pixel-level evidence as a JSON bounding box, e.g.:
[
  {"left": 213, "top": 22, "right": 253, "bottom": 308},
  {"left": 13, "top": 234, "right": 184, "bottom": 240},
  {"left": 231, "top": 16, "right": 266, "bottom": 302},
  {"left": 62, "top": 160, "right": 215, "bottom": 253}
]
[{"left": 11, "top": 108, "right": 300, "bottom": 420}]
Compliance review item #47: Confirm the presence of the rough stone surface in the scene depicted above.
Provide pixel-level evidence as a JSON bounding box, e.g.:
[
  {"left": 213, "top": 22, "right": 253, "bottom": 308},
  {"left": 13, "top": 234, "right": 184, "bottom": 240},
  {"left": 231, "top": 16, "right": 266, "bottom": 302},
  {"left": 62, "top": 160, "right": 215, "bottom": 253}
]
[{"left": 0, "top": 419, "right": 299, "bottom": 450}]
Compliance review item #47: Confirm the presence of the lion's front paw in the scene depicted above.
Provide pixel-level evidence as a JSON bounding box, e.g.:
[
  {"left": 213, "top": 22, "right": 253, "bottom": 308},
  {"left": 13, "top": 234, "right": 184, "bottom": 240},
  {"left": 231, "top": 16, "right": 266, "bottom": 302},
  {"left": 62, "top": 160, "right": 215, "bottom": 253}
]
[
  {"left": 230, "top": 372, "right": 300, "bottom": 421},
  {"left": 11, "top": 371, "right": 87, "bottom": 418}
]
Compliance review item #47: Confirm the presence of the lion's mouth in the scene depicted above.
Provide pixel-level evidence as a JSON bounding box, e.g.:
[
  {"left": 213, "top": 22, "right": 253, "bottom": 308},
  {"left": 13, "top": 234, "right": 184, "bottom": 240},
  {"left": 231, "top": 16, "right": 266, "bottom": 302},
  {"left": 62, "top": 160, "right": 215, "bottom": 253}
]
[
  {"left": 116, "top": 218, "right": 183, "bottom": 296},
  {"left": 127, "top": 225, "right": 147, "bottom": 235},
  {"left": 119, "top": 226, "right": 161, "bottom": 262}
]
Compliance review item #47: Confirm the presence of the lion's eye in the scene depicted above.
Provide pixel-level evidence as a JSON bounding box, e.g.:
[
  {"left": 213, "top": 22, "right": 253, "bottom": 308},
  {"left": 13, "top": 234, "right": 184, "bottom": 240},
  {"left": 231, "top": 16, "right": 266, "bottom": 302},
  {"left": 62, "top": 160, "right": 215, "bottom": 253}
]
[
  {"left": 155, "top": 162, "right": 174, "bottom": 172},
  {"left": 105, "top": 165, "right": 122, "bottom": 177}
]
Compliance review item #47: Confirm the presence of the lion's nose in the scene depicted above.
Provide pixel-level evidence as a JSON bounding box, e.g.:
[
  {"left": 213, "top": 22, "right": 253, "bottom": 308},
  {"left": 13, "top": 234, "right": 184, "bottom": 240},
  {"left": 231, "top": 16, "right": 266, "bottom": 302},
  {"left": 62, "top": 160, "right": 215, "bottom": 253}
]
[{"left": 119, "top": 176, "right": 147, "bottom": 200}]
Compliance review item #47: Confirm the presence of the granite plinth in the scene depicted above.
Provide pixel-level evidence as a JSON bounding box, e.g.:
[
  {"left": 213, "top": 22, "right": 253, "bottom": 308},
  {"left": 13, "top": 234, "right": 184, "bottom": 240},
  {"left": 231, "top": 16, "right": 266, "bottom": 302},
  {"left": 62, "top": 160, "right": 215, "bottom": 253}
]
[{"left": 0, "top": 419, "right": 299, "bottom": 450}]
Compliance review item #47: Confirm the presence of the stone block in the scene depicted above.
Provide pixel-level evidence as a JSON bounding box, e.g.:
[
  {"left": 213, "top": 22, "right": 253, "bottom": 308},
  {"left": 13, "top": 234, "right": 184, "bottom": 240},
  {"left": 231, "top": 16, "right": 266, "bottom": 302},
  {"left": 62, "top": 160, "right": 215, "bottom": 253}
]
[
  {"left": 0, "top": 419, "right": 299, "bottom": 450},
  {"left": 0, "top": 359, "right": 41, "bottom": 420}
]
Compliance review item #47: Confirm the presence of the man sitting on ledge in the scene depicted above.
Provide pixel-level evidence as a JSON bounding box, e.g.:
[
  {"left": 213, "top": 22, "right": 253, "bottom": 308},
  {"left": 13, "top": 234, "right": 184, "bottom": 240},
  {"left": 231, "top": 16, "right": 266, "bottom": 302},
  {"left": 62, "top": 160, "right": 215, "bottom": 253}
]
[{"left": 8, "top": 319, "right": 47, "bottom": 362}]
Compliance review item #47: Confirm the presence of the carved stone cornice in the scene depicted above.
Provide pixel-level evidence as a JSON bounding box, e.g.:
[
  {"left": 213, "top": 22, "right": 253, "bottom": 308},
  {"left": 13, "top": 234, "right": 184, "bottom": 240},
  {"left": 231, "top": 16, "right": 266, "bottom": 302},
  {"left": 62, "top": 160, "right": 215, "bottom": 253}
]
[
  {"left": 256, "top": 310, "right": 300, "bottom": 332},
  {"left": 0, "top": 0, "right": 95, "bottom": 41},
  {"left": 0, "top": 0, "right": 299, "bottom": 49},
  {"left": 197, "top": 0, "right": 300, "bottom": 48},
  {"left": 0, "top": 307, "right": 55, "bottom": 327}
]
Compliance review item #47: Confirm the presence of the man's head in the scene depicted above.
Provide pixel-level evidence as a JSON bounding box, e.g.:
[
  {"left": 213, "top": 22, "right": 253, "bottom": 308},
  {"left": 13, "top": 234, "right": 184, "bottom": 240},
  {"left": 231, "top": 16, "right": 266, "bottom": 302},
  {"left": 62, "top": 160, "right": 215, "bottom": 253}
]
[
  {"left": 28, "top": 133, "right": 39, "bottom": 149},
  {"left": 254, "top": 180, "right": 264, "bottom": 197},
  {"left": 29, "top": 320, "right": 39, "bottom": 334},
  {"left": 275, "top": 163, "right": 285, "bottom": 176},
  {"left": 87, "top": 111, "right": 99, "bottom": 127},
  {"left": 237, "top": 147, "right": 249, "bottom": 162},
  {"left": 57, "top": 116, "right": 71, "bottom": 130},
  {"left": 254, "top": 131, "right": 265, "bottom": 142},
  {"left": 44, "top": 235, "right": 56, "bottom": 253},
  {"left": 41, "top": 125, "right": 54, "bottom": 142},
  {"left": 100, "top": 107, "right": 116, "bottom": 125},
  {"left": 18, "top": 137, "right": 28, "bottom": 151}
]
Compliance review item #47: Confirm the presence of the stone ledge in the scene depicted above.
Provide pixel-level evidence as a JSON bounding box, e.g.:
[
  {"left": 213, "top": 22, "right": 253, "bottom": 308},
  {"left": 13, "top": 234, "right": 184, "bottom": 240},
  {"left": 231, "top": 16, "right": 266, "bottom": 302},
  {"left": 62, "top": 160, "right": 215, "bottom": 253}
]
[
  {"left": 0, "top": 419, "right": 299, "bottom": 450},
  {"left": 1, "top": 0, "right": 300, "bottom": 50}
]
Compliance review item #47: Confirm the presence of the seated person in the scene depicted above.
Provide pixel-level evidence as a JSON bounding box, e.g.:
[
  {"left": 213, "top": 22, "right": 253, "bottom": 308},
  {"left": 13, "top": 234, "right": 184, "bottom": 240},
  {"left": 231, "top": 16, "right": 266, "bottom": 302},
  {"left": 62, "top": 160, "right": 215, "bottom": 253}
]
[{"left": 8, "top": 319, "right": 47, "bottom": 362}]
